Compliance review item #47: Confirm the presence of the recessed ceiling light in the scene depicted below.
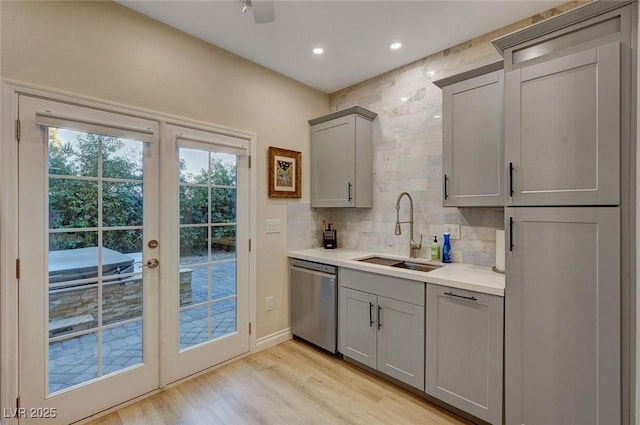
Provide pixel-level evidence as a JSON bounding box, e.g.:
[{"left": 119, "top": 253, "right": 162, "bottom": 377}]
[
  {"left": 390, "top": 42, "right": 402, "bottom": 50},
  {"left": 433, "top": 115, "right": 442, "bottom": 119},
  {"left": 400, "top": 97, "right": 408, "bottom": 102},
  {"left": 427, "top": 71, "right": 436, "bottom": 77},
  {"left": 313, "top": 47, "right": 324, "bottom": 55}
]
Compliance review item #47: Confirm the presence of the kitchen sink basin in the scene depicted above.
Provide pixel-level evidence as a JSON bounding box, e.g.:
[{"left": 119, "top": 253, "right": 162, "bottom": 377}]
[
  {"left": 357, "top": 256, "right": 441, "bottom": 273},
  {"left": 390, "top": 261, "right": 441, "bottom": 273}
]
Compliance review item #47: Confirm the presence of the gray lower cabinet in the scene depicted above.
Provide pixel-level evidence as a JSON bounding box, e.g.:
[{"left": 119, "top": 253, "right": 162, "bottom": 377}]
[
  {"left": 339, "top": 269, "right": 425, "bottom": 390},
  {"left": 505, "top": 207, "right": 620, "bottom": 424},
  {"left": 425, "top": 284, "right": 503, "bottom": 425}
]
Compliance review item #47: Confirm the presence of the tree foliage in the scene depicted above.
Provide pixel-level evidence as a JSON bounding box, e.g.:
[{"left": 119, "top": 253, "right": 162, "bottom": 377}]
[
  {"left": 179, "top": 157, "right": 237, "bottom": 256},
  {"left": 49, "top": 131, "right": 237, "bottom": 256}
]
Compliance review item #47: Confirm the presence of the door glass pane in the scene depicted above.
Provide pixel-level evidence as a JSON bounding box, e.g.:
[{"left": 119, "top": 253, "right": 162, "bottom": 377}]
[
  {"left": 179, "top": 148, "right": 239, "bottom": 350},
  {"left": 47, "top": 128, "right": 146, "bottom": 394},
  {"left": 102, "top": 321, "right": 143, "bottom": 375},
  {"left": 49, "top": 332, "right": 99, "bottom": 393},
  {"left": 180, "top": 305, "right": 209, "bottom": 349},
  {"left": 180, "top": 186, "right": 209, "bottom": 225},
  {"left": 180, "top": 227, "right": 208, "bottom": 265},
  {"left": 103, "top": 183, "right": 144, "bottom": 227},
  {"left": 179, "top": 148, "right": 209, "bottom": 184},
  {"left": 49, "top": 179, "right": 99, "bottom": 229},
  {"left": 102, "top": 138, "right": 143, "bottom": 180},
  {"left": 48, "top": 128, "right": 98, "bottom": 177}
]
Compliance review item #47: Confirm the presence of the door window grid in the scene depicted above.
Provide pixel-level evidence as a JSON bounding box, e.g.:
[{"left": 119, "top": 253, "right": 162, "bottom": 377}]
[
  {"left": 178, "top": 148, "right": 238, "bottom": 350},
  {"left": 47, "top": 127, "right": 145, "bottom": 394}
]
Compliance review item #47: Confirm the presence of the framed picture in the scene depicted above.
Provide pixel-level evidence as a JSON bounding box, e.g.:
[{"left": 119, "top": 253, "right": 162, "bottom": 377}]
[{"left": 268, "top": 146, "right": 302, "bottom": 198}]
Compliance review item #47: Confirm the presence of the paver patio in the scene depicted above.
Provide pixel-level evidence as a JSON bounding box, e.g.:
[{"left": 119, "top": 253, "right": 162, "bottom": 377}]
[{"left": 48, "top": 256, "right": 238, "bottom": 393}]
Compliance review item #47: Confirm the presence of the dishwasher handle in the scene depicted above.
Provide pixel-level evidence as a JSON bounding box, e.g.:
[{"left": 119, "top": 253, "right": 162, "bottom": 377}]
[{"left": 290, "top": 265, "right": 337, "bottom": 281}]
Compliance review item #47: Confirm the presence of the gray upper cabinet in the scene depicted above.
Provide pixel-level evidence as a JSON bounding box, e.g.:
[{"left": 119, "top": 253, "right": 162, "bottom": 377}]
[
  {"left": 505, "top": 207, "right": 620, "bottom": 424},
  {"left": 338, "top": 268, "right": 425, "bottom": 390},
  {"left": 309, "top": 106, "right": 377, "bottom": 208},
  {"left": 435, "top": 62, "right": 504, "bottom": 207},
  {"left": 425, "top": 284, "right": 504, "bottom": 425},
  {"left": 501, "top": 18, "right": 622, "bottom": 206}
]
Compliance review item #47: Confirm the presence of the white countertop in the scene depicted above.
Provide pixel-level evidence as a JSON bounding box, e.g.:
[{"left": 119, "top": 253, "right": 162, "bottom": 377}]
[{"left": 288, "top": 248, "right": 505, "bottom": 296}]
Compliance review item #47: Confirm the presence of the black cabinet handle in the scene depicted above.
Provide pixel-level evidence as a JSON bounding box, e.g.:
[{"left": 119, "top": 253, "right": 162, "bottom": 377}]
[
  {"left": 509, "top": 162, "right": 514, "bottom": 197},
  {"left": 509, "top": 216, "right": 514, "bottom": 252},
  {"left": 444, "top": 291, "right": 477, "bottom": 301},
  {"left": 348, "top": 182, "right": 352, "bottom": 203},
  {"left": 444, "top": 174, "right": 449, "bottom": 200},
  {"left": 377, "top": 305, "right": 382, "bottom": 330},
  {"left": 369, "top": 302, "right": 373, "bottom": 327}
]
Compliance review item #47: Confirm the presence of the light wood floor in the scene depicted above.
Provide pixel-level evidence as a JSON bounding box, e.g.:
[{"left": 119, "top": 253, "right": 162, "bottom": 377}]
[{"left": 87, "top": 339, "right": 470, "bottom": 425}]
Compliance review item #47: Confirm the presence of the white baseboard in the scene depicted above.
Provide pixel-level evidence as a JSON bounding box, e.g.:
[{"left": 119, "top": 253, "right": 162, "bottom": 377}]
[{"left": 255, "top": 328, "right": 291, "bottom": 352}]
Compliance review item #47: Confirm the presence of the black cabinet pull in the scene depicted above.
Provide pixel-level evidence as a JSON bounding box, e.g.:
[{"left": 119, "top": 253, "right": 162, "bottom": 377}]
[
  {"left": 509, "top": 216, "right": 514, "bottom": 252},
  {"left": 444, "top": 174, "right": 449, "bottom": 200},
  {"left": 509, "top": 162, "right": 514, "bottom": 197},
  {"left": 444, "top": 291, "right": 477, "bottom": 301},
  {"left": 377, "top": 305, "right": 382, "bottom": 330},
  {"left": 369, "top": 302, "right": 374, "bottom": 327},
  {"left": 348, "top": 182, "right": 352, "bottom": 202}
]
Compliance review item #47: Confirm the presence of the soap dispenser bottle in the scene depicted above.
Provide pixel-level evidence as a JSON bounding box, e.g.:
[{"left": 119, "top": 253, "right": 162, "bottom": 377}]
[
  {"left": 442, "top": 232, "right": 452, "bottom": 263},
  {"left": 430, "top": 236, "right": 440, "bottom": 261}
]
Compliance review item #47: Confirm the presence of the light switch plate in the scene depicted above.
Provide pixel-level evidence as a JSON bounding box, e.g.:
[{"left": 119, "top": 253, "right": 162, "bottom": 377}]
[
  {"left": 444, "top": 223, "right": 461, "bottom": 240},
  {"left": 266, "top": 219, "right": 281, "bottom": 234},
  {"left": 362, "top": 220, "right": 372, "bottom": 233}
]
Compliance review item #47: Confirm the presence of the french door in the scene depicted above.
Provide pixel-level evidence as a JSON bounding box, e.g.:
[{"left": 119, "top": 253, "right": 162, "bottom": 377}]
[
  {"left": 161, "top": 124, "right": 250, "bottom": 383},
  {"left": 16, "top": 95, "right": 251, "bottom": 423},
  {"left": 18, "top": 96, "right": 160, "bottom": 424}
]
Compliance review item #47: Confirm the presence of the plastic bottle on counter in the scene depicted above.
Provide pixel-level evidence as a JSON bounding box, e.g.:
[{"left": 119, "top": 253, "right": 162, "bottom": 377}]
[
  {"left": 442, "top": 232, "right": 452, "bottom": 263},
  {"left": 430, "top": 235, "right": 440, "bottom": 261}
]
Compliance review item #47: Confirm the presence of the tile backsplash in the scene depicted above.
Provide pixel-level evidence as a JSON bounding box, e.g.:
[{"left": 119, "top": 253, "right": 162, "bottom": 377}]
[{"left": 288, "top": 1, "right": 585, "bottom": 267}]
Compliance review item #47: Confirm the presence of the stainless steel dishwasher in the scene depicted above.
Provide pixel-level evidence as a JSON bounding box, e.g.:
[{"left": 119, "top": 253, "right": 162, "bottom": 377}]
[{"left": 290, "top": 258, "right": 337, "bottom": 353}]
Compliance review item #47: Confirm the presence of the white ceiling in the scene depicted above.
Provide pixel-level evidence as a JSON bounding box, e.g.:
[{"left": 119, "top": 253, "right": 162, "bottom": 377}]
[{"left": 118, "top": 0, "right": 567, "bottom": 93}]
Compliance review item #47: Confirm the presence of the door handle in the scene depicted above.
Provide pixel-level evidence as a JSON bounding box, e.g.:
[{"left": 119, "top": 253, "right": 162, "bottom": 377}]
[
  {"left": 444, "top": 291, "right": 477, "bottom": 302},
  {"left": 143, "top": 258, "right": 159, "bottom": 269},
  {"left": 444, "top": 174, "right": 448, "bottom": 200},
  {"left": 509, "top": 162, "right": 514, "bottom": 197},
  {"left": 509, "top": 217, "right": 514, "bottom": 252},
  {"left": 377, "top": 305, "right": 382, "bottom": 330},
  {"left": 369, "top": 302, "right": 374, "bottom": 327}
]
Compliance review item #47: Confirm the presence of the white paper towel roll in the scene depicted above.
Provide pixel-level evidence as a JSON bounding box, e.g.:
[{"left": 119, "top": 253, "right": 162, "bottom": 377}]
[{"left": 495, "top": 229, "right": 505, "bottom": 272}]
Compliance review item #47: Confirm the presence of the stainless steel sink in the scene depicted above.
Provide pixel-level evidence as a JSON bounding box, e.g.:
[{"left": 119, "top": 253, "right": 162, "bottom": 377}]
[
  {"left": 390, "top": 261, "right": 441, "bottom": 273},
  {"left": 357, "top": 256, "right": 441, "bottom": 273},
  {"left": 358, "top": 256, "right": 403, "bottom": 266}
]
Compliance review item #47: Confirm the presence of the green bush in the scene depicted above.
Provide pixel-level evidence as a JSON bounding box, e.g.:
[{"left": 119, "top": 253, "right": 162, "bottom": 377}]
[{"left": 49, "top": 131, "right": 237, "bottom": 255}]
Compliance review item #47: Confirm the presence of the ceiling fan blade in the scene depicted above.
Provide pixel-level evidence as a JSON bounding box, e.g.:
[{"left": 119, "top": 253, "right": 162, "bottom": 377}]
[{"left": 252, "top": 0, "right": 274, "bottom": 23}]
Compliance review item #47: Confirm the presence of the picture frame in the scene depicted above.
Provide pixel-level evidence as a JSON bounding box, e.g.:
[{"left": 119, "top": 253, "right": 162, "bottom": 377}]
[{"left": 268, "top": 146, "right": 302, "bottom": 198}]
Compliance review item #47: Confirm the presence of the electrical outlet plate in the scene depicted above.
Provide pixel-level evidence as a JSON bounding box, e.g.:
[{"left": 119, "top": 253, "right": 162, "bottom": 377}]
[
  {"left": 266, "top": 296, "right": 274, "bottom": 311},
  {"left": 266, "top": 219, "right": 281, "bottom": 234},
  {"left": 362, "top": 220, "right": 372, "bottom": 233},
  {"left": 444, "top": 223, "right": 461, "bottom": 240}
]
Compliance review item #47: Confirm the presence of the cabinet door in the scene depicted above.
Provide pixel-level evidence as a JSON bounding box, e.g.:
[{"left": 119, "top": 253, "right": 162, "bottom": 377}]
[
  {"left": 425, "top": 285, "right": 503, "bottom": 424},
  {"left": 443, "top": 70, "right": 503, "bottom": 207},
  {"left": 505, "top": 207, "right": 620, "bottom": 424},
  {"left": 311, "top": 114, "right": 355, "bottom": 207},
  {"left": 505, "top": 42, "right": 620, "bottom": 205},
  {"left": 376, "top": 296, "right": 425, "bottom": 390},
  {"left": 338, "top": 287, "right": 377, "bottom": 368}
]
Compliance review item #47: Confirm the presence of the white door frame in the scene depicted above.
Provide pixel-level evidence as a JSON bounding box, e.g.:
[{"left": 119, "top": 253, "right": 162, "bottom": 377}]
[{"left": 0, "top": 80, "right": 258, "bottom": 424}]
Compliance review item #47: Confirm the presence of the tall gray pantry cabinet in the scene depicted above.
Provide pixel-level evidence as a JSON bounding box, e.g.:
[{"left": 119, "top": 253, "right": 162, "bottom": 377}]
[{"left": 493, "top": 2, "right": 636, "bottom": 424}]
